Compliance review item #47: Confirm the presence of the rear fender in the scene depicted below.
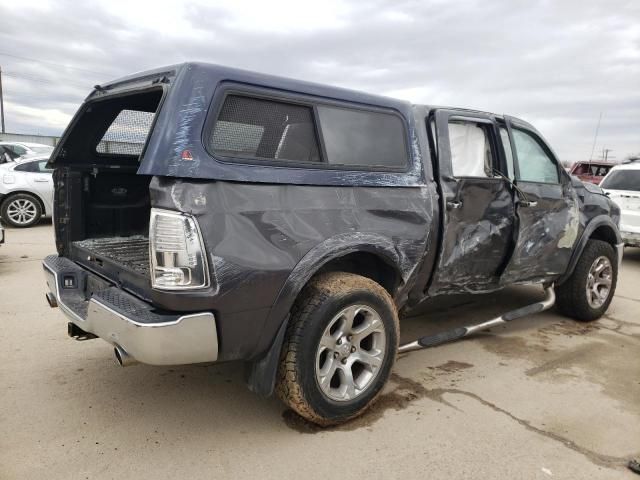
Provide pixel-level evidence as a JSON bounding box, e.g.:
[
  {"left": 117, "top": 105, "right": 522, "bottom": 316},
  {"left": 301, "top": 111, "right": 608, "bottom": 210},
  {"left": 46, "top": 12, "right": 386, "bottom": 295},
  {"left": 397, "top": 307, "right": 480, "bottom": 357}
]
[{"left": 246, "top": 232, "right": 406, "bottom": 396}]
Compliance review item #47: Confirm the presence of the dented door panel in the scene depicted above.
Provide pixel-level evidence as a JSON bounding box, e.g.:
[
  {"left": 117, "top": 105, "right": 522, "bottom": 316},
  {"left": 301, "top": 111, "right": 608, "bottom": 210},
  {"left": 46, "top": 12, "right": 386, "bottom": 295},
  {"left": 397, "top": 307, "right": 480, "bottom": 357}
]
[
  {"left": 428, "top": 178, "right": 515, "bottom": 294},
  {"left": 501, "top": 182, "right": 579, "bottom": 284},
  {"left": 426, "top": 109, "right": 516, "bottom": 295},
  {"left": 499, "top": 117, "right": 579, "bottom": 284}
]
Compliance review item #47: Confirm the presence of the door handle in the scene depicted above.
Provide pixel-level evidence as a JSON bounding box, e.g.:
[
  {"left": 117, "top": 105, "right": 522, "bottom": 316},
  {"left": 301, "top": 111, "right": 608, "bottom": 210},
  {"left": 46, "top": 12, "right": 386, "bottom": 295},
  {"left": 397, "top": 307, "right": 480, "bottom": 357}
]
[
  {"left": 34, "top": 178, "right": 49, "bottom": 182},
  {"left": 520, "top": 200, "right": 538, "bottom": 208},
  {"left": 447, "top": 200, "right": 463, "bottom": 210}
]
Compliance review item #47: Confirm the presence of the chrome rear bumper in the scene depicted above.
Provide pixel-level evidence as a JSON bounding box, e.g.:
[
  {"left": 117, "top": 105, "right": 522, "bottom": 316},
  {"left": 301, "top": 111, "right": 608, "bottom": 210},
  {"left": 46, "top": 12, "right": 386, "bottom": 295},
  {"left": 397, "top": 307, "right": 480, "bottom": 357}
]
[{"left": 43, "top": 255, "right": 218, "bottom": 366}]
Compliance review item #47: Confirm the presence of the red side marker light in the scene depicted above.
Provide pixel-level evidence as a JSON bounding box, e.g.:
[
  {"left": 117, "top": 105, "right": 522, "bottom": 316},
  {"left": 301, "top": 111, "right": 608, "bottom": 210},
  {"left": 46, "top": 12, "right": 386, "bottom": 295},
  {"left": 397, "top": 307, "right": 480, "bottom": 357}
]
[{"left": 181, "top": 149, "right": 194, "bottom": 161}]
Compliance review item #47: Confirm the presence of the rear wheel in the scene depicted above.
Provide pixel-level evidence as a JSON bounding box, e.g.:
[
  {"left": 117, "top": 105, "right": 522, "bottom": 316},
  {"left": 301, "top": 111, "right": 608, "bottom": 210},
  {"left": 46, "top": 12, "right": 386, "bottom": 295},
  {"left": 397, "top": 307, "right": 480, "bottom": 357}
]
[
  {"left": 1, "top": 193, "right": 42, "bottom": 228},
  {"left": 555, "top": 240, "right": 617, "bottom": 321},
  {"left": 276, "top": 272, "right": 399, "bottom": 426}
]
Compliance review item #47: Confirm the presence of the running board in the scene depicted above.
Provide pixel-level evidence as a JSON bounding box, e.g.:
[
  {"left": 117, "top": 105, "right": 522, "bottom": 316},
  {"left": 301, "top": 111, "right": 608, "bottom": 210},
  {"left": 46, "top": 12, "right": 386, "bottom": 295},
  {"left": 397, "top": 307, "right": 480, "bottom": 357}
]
[{"left": 398, "top": 285, "right": 556, "bottom": 353}]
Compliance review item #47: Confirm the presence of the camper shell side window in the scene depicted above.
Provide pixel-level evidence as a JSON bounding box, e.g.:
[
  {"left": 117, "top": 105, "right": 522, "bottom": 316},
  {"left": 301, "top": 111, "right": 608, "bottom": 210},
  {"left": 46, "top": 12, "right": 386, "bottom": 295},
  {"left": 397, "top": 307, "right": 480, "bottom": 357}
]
[{"left": 205, "top": 87, "right": 410, "bottom": 173}]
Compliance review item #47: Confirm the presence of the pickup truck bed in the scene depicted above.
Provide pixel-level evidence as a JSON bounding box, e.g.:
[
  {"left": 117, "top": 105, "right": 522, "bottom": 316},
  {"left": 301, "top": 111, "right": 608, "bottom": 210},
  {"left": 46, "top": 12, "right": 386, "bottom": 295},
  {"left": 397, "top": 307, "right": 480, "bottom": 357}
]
[{"left": 72, "top": 236, "right": 150, "bottom": 277}]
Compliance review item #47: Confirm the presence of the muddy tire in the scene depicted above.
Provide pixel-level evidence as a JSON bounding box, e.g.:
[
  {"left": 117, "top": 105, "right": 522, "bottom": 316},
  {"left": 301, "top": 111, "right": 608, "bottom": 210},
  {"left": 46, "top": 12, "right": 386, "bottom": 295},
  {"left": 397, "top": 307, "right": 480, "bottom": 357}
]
[
  {"left": 555, "top": 240, "right": 617, "bottom": 322},
  {"left": 276, "top": 272, "right": 399, "bottom": 426},
  {"left": 1, "top": 193, "right": 42, "bottom": 228}
]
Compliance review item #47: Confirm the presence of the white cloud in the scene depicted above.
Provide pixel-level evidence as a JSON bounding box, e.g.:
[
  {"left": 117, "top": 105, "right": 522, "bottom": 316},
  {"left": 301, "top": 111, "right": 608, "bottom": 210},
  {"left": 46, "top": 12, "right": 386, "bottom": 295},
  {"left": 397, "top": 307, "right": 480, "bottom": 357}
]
[
  {"left": 6, "top": 102, "right": 72, "bottom": 132},
  {"left": 0, "top": 0, "right": 639, "bottom": 161}
]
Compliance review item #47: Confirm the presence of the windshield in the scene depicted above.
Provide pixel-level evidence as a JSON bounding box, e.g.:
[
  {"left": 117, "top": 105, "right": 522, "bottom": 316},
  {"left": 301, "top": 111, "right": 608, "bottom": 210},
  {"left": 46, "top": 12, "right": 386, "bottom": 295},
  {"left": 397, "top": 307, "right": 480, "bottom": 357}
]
[{"left": 600, "top": 170, "right": 640, "bottom": 191}]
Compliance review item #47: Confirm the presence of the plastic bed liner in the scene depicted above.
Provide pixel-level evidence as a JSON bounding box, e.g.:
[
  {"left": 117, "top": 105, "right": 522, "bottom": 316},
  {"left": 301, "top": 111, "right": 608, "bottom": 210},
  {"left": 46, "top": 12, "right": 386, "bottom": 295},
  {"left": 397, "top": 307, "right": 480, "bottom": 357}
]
[{"left": 72, "top": 236, "right": 150, "bottom": 277}]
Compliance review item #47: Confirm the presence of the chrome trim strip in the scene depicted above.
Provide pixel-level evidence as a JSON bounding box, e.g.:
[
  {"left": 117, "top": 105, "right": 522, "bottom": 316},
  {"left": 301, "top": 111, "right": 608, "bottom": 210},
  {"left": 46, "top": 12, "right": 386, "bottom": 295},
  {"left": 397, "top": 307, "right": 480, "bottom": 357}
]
[{"left": 398, "top": 340, "right": 420, "bottom": 354}]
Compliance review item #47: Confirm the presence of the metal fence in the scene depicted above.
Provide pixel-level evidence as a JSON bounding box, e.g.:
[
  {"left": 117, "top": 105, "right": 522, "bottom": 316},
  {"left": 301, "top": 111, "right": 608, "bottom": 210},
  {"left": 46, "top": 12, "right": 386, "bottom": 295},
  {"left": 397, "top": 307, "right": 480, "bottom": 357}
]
[{"left": 0, "top": 132, "right": 60, "bottom": 146}]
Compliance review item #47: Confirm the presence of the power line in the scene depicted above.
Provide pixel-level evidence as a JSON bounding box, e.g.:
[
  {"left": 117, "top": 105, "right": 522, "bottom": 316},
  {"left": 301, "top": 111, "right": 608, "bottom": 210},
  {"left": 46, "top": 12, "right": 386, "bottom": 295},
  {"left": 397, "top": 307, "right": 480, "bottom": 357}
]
[
  {"left": 0, "top": 51, "right": 111, "bottom": 77},
  {"left": 3, "top": 71, "right": 90, "bottom": 89},
  {"left": 4, "top": 91, "right": 84, "bottom": 102},
  {"left": 589, "top": 111, "right": 602, "bottom": 162}
]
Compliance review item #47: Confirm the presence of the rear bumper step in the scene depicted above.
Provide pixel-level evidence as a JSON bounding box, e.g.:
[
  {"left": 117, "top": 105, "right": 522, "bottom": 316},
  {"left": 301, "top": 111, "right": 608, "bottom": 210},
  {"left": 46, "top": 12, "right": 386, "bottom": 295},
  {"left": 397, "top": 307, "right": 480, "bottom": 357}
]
[{"left": 43, "top": 255, "right": 218, "bottom": 365}]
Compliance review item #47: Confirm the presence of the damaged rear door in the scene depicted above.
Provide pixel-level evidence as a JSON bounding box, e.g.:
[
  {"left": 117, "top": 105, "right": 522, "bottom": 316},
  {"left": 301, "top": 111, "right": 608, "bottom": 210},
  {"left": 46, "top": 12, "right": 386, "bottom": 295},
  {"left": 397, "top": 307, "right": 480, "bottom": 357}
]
[
  {"left": 426, "top": 110, "right": 516, "bottom": 294},
  {"left": 499, "top": 117, "right": 579, "bottom": 284}
]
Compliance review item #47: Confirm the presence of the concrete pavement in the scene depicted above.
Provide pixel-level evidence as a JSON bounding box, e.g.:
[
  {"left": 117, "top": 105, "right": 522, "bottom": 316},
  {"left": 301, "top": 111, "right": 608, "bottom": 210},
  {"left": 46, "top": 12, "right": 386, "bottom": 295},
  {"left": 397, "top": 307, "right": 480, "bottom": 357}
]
[{"left": 1, "top": 222, "right": 638, "bottom": 479}]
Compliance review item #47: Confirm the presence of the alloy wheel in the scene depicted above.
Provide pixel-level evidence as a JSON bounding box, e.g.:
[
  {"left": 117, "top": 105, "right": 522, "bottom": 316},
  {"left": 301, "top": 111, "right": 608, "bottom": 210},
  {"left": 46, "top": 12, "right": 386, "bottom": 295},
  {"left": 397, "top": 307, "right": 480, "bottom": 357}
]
[
  {"left": 6, "top": 198, "right": 38, "bottom": 226},
  {"left": 315, "top": 304, "right": 387, "bottom": 402},
  {"left": 586, "top": 255, "right": 613, "bottom": 309}
]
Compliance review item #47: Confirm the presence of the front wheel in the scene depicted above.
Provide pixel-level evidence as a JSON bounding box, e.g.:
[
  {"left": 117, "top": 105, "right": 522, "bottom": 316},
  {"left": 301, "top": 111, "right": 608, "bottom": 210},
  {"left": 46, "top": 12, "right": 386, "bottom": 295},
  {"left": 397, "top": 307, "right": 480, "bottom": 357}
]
[
  {"left": 555, "top": 240, "right": 618, "bottom": 321},
  {"left": 276, "top": 272, "right": 399, "bottom": 426}
]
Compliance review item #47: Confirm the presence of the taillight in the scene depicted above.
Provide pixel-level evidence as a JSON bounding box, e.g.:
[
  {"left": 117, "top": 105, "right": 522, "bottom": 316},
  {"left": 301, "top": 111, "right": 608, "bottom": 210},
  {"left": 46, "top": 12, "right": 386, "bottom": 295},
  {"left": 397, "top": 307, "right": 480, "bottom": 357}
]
[{"left": 149, "top": 209, "right": 209, "bottom": 290}]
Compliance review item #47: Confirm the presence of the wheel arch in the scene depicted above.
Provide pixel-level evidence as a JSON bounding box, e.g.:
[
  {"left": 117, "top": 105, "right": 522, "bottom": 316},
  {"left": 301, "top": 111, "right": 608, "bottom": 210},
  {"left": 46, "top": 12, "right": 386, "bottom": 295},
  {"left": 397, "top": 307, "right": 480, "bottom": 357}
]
[
  {"left": 246, "top": 233, "right": 406, "bottom": 396},
  {"left": 556, "top": 215, "right": 621, "bottom": 285}
]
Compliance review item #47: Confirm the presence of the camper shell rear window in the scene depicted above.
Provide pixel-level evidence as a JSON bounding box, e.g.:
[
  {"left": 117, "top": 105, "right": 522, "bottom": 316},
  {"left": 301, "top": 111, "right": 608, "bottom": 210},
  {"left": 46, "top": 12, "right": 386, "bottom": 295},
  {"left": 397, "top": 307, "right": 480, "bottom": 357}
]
[
  {"left": 96, "top": 109, "right": 156, "bottom": 156},
  {"left": 53, "top": 88, "right": 163, "bottom": 166},
  {"left": 92, "top": 89, "right": 162, "bottom": 158}
]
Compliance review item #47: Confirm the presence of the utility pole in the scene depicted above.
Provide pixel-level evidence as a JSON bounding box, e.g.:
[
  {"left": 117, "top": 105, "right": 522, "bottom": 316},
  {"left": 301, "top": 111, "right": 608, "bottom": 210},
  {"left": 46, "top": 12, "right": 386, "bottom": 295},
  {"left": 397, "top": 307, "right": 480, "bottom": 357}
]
[
  {"left": 602, "top": 148, "right": 614, "bottom": 162},
  {"left": 589, "top": 112, "right": 602, "bottom": 163},
  {"left": 0, "top": 65, "right": 5, "bottom": 133}
]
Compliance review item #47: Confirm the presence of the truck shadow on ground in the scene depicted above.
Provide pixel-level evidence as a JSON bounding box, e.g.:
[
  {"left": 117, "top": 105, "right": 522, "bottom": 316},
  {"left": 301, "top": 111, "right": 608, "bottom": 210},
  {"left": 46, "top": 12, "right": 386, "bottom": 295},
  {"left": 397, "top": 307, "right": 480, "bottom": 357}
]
[
  {"left": 622, "top": 246, "right": 640, "bottom": 263},
  {"left": 51, "top": 285, "right": 576, "bottom": 436}
]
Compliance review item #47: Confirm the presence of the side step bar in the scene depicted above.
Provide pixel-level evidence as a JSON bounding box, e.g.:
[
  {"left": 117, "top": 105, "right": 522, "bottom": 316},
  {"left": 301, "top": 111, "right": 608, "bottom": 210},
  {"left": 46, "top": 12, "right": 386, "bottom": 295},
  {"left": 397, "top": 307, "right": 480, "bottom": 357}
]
[{"left": 398, "top": 285, "right": 556, "bottom": 353}]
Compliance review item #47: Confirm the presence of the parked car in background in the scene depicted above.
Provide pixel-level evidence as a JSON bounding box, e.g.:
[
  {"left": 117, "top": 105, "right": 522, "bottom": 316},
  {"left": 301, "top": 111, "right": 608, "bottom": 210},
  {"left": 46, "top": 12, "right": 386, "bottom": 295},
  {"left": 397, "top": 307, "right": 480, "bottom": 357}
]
[
  {"left": 0, "top": 157, "right": 53, "bottom": 227},
  {"left": 601, "top": 162, "right": 640, "bottom": 247},
  {"left": 0, "top": 142, "right": 54, "bottom": 158},
  {"left": 570, "top": 161, "right": 615, "bottom": 185}
]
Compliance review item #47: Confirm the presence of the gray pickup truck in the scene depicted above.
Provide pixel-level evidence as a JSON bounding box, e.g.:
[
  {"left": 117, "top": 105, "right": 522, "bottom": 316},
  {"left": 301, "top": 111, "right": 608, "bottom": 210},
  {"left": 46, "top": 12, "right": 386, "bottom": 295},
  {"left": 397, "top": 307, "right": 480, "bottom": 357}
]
[{"left": 44, "top": 63, "right": 622, "bottom": 425}]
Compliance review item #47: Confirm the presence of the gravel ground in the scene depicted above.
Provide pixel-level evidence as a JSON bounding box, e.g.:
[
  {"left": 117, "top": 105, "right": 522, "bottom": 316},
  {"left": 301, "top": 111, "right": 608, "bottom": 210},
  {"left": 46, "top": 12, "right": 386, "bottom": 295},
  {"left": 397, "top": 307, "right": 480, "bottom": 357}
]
[{"left": 1, "top": 222, "right": 639, "bottom": 479}]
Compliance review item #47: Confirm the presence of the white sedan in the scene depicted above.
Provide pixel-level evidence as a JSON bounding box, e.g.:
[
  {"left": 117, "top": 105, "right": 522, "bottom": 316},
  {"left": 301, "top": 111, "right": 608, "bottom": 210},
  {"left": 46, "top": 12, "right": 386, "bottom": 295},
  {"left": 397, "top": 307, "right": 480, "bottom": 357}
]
[
  {"left": 600, "top": 162, "right": 640, "bottom": 247},
  {"left": 0, "top": 157, "right": 53, "bottom": 228}
]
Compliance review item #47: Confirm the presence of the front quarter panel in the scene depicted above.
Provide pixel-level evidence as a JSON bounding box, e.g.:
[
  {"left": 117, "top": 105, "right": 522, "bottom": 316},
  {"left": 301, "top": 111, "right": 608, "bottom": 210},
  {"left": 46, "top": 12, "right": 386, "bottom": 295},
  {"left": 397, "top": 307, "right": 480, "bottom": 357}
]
[{"left": 556, "top": 178, "right": 622, "bottom": 284}]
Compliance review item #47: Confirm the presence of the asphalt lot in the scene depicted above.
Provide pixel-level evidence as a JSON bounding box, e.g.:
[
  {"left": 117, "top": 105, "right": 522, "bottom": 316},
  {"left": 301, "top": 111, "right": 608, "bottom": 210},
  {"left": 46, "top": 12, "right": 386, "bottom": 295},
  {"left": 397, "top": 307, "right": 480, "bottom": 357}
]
[{"left": 1, "top": 222, "right": 639, "bottom": 479}]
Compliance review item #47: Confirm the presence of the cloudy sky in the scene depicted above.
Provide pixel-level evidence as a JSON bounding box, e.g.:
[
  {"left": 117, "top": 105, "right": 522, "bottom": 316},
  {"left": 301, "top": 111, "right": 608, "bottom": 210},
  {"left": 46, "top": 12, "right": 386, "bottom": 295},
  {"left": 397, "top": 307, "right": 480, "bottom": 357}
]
[{"left": 1, "top": 0, "right": 638, "bottom": 163}]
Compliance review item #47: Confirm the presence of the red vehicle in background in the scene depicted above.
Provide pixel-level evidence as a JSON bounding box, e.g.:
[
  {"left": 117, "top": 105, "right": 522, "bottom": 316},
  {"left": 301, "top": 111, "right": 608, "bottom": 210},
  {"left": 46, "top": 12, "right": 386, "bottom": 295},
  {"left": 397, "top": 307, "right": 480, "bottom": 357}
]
[{"left": 570, "top": 161, "right": 615, "bottom": 185}]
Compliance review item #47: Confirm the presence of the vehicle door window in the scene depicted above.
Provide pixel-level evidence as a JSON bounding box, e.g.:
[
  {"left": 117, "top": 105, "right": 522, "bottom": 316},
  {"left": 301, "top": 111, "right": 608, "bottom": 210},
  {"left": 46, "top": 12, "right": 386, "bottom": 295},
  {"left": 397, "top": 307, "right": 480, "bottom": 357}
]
[
  {"left": 512, "top": 129, "right": 559, "bottom": 183},
  {"left": 37, "top": 161, "right": 54, "bottom": 173},
  {"left": 11, "top": 145, "right": 28, "bottom": 155},
  {"left": 448, "top": 121, "right": 492, "bottom": 177},
  {"left": 14, "top": 161, "right": 40, "bottom": 172},
  {"left": 499, "top": 127, "right": 515, "bottom": 179}
]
